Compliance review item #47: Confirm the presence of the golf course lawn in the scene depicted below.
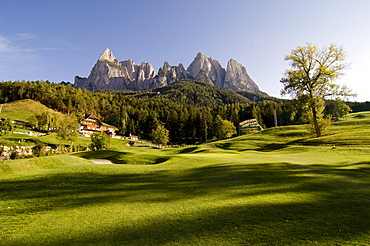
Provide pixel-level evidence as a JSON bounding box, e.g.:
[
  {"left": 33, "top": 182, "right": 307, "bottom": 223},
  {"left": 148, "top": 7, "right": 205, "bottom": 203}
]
[{"left": 1, "top": 116, "right": 370, "bottom": 245}]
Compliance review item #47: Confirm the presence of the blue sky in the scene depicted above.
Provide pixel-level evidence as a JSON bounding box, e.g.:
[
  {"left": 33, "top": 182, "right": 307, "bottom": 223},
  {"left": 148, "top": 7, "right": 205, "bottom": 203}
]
[{"left": 1, "top": 0, "right": 369, "bottom": 101}]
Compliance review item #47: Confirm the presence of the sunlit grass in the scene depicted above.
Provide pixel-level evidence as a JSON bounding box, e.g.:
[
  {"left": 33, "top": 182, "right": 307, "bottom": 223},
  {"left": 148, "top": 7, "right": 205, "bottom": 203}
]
[
  {"left": 1, "top": 99, "right": 64, "bottom": 122},
  {"left": 1, "top": 112, "right": 370, "bottom": 245}
]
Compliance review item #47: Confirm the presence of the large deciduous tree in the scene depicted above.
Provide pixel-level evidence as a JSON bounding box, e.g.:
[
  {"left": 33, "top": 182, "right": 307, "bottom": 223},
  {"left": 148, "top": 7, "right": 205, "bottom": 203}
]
[{"left": 280, "top": 43, "right": 355, "bottom": 137}]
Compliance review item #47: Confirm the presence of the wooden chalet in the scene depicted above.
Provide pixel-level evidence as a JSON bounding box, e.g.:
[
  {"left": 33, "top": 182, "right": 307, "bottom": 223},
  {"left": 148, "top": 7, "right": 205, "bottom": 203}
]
[
  {"left": 239, "top": 118, "right": 264, "bottom": 134},
  {"left": 79, "top": 114, "right": 117, "bottom": 137}
]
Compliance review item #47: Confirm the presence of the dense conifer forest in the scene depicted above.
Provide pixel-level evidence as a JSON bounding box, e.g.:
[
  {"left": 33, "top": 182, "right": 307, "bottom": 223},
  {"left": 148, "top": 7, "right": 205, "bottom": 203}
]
[{"left": 0, "top": 80, "right": 367, "bottom": 144}]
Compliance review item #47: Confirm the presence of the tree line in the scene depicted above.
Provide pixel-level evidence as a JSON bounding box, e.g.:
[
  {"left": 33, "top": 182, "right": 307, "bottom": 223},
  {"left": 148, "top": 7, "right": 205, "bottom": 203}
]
[{"left": 0, "top": 79, "right": 364, "bottom": 144}]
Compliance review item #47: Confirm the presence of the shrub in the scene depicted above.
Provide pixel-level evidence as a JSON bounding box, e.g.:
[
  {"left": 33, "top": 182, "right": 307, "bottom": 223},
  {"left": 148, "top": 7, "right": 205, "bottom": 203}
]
[
  {"left": 0, "top": 118, "right": 13, "bottom": 136},
  {"left": 9, "top": 149, "right": 17, "bottom": 160},
  {"left": 90, "top": 132, "right": 111, "bottom": 150},
  {"left": 32, "top": 143, "right": 46, "bottom": 157}
]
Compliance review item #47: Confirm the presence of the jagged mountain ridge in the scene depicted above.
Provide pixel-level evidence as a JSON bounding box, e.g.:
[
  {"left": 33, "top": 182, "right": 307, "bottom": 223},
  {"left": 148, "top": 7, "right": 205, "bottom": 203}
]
[{"left": 74, "top": 48, "right": 261, "bottom": 93}]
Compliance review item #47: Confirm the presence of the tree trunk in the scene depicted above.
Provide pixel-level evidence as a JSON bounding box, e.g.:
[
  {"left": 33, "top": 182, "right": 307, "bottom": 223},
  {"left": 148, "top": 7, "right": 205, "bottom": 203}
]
[{"left": 312, "top": 107, "right": 321, "bottom": 137}]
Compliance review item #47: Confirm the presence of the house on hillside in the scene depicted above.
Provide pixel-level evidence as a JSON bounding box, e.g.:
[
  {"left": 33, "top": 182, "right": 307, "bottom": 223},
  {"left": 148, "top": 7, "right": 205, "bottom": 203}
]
[
  {"left": 128, "top": 134, "right": 138, "bottom": 141},
  {"left": 239, "top": 118, "right": 264, "bottom": 134},
  {"left": 79, "top": 114, "right": 117, "bottom": 137}
]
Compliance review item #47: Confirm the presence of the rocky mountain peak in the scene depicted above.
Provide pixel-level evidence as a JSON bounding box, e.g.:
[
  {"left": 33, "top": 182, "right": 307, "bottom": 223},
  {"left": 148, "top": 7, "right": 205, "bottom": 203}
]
[
  {"left": 158, "top": 61, "right": 189, "bottom": 85},
  {"left": 224, "top": 58, "right": 260, "bottom": 92},
  {"left": 98, "top": 48, "right": 116, "bottom": 62},
  {"left": 196, "top": 52, "right": 206, "bottom": 58},
  {"left": 75, "top": 49, "right": 262, "bottom": 94},
  {"left": 187, "top": 52, "right": 225, "bottom": 87},
  {"left": 228, "top": 58, "right": 238, "bottom": 65}
]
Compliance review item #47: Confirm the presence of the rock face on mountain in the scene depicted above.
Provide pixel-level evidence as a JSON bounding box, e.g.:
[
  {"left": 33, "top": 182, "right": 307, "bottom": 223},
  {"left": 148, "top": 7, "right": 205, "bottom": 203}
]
[
  {"left": 74, "top": 49, "right": 261, "bottom": 93},
  {"left": 159, "top": 61, "right": 189, "bottom": 85},
  {"left": 75, "top": 49, "right": 159, "bottom": 91},
  {"left": 224, "top": 59, "right": 259, "bottom": 92},
  {"left": 187, "top": 52, "right": 226, "bottom": 87}
]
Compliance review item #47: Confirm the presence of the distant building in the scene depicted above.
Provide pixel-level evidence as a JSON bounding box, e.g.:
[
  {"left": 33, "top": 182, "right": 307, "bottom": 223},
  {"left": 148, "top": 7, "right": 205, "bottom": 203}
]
[
  {"left": 128, "top": 134, "right": 138, "bottom": 141},
  {"left": 79, "top": 114, "right": 117, "bottom": 137},
  {"left": 239, "top": 118, "right": 264, "bottom": 134}
]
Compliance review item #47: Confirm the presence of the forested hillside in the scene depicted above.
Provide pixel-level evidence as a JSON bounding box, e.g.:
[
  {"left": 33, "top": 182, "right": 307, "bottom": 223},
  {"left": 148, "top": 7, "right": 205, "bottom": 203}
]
[
  {"left": 0, "top": 80, "right": 363, "bottom": 144},
  {"left": 118, "top": 80, "right": 252, "bottom": 106}
]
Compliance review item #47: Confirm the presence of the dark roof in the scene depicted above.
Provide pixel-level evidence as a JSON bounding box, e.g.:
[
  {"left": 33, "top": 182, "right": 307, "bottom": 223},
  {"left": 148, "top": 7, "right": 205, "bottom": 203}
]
[
  {"left": 84, "top": 114, "right": 117, "bottom": 130},
  {"left": 85, "top": 114, "right": 103, "bottom": 125}
]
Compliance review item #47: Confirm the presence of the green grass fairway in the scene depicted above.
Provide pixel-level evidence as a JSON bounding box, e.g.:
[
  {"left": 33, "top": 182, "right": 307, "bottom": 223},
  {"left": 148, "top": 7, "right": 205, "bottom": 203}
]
[{"left": 1, "top": 113, "right": 370, "bottom": 245}]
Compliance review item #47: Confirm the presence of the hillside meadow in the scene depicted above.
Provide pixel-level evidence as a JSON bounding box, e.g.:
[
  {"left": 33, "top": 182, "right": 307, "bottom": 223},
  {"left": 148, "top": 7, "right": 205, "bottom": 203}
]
[
  {"left": 0, "top": 112, "right": 369, "bottom": 245},
  {"left": 0, "top": 99, "right": 65, "bottom": 123}
]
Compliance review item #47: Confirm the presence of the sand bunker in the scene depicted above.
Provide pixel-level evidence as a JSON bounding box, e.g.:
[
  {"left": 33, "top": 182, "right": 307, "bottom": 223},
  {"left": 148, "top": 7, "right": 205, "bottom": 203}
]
[{"left": 90, "top": 159, "right": 114, "bottom": 164}]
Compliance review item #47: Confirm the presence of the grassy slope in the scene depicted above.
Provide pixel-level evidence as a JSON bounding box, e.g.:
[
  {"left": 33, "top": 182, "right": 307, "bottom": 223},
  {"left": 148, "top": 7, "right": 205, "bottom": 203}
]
[
  {"left": 1, "top": 99, "right": 65, "bottom": 122},
  {"left": 0, "top": 112, "right": 369, "bottom": 245},
  {"left": 0, "top": 99, "right": 93, "bottom": 148}
]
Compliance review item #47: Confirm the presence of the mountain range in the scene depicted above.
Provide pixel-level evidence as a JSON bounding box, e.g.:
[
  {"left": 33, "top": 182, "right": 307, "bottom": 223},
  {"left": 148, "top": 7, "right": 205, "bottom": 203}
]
[{"left": 74, "top": 48, "right": 261, "bottom": 93}]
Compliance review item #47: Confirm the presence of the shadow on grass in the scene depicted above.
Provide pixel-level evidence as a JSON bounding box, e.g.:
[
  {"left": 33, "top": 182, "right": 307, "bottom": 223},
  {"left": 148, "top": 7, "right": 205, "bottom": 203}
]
[
  {"left": 216, "top": 141, "right": 291, "bottom": 152},
  {"left": 73, "top": 150, "right": 171, "bottom": 165},
  {"left": 50, "top": 200, "right": 370, "bottom": 245},
  {"left": 257, "top": 143, "right": 288, "bottom": 151},
  {"left": 177, "top": 146, "right": 198, "bottom": 154},
  {"left": 1, "top": 161, "right": 370, "bottom": 245},
  {"left": 217, "top": 138, "right": 336, "bottom": 152}
]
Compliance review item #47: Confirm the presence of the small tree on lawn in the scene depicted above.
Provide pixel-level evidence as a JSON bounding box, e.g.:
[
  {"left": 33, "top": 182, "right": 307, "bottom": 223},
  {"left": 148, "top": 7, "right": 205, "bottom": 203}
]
[
  {"left": 0, "top": 118, "right": 13, "bottom": 136},
  {"left": 32, "top": 143, "right": 46, "bottom": 157},
  {"left": 90, "top": 132, "right": 111, "bottom": 150},
  {"left": 56, "top": 115, "right": 79, "bottom": 151},
  {"left": 151, "top": 124, "right": 169, "bottom": 146}
]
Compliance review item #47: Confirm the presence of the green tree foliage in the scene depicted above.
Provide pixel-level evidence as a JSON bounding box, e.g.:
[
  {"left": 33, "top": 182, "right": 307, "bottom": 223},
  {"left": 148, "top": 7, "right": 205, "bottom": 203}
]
[
  {"left": 133, "top": 80, "right": 250, "bottom": 107},
  {"left": 346, "top": 101, "right": 370, "bottom": 113},
  {"left": 27, "top": 114, "right": 39, "bottom": 129},
  {"left": 213, "top": 115, "right": 237, "bottom": 139},
  {"left": 237, "top": 90, "right": 280, "bottom": 102},
  {"left": 32, "top": 143, "right": 46, "bottom": 157},
  {"left": 325, "top": 98, "right": 352, "bottom": 120},
  {"left": 305, "top": 98, "right": 331, "bottom": 136},
  {"left": 56, "top": 115, "right": 79, "bottom": 150},
  {"left": 150, "top": 124, "right": 169, "bottom": 146},
  {"left": 0, "top": 118, "right": 13, "bottom": 135},
  {"left": 90, "top": 132, "right": 111, "bottom": 150},
  {"left": 102, "top": 59, "right": 123, "bottom": 71},
  {"left": 28, "top": 111, "right": 60, "bottom": 131},
  {"left": 280, "top": 43, "right": 355, "bottom": 137}
]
